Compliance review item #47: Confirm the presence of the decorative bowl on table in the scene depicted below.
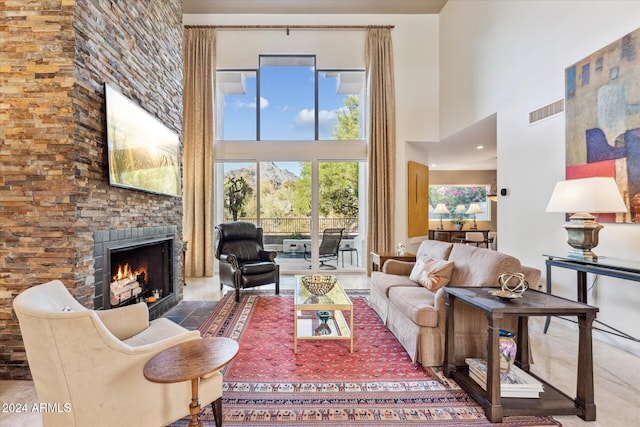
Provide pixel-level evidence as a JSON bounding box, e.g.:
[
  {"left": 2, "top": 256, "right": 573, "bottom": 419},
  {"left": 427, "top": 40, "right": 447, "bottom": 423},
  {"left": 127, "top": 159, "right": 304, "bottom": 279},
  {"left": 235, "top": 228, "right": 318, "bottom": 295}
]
[
  {"left": 301, "top": 275, "right": 337, "bottom": 295},
  {"left": 489, "top": 289, "right": 523, "bottom": 301}
]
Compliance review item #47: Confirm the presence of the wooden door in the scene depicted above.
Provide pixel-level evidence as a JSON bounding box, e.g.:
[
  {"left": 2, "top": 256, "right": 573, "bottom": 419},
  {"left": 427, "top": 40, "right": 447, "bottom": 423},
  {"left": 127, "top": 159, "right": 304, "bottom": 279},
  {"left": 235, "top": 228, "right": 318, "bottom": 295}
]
[{"left": 408, "top": 161, "right": 429, "bottom": 237}]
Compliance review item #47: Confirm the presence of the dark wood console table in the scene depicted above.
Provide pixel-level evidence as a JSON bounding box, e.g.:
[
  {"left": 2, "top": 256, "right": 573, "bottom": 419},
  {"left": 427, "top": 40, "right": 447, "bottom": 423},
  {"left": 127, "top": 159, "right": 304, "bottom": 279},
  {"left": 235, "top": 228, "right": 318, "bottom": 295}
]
[
  {"left": 543, "top": 254, "right": 640, "bottom": 342},
  {"left": 428, "top": 229, "right": 490, "bottom": 243},
  {"left": 443, "top": 287, "right": 598, "bottom": 423}
]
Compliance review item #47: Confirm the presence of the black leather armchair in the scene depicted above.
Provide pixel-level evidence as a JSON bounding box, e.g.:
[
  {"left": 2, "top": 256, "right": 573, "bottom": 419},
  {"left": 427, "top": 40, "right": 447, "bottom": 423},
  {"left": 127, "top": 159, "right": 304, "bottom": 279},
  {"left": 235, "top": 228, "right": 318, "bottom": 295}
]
[{"left": 215, "top": 221, "right": 280, "bottom": 302}]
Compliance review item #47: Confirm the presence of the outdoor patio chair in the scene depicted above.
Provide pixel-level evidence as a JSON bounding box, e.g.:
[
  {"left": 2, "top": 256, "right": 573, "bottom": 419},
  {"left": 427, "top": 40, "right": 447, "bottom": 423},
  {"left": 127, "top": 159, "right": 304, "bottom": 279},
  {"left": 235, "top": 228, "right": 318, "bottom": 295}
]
[
  {"left": 304, "top": 228, "right": 344, "bottom": 269},
  {"left": 215, "top": 221, "right": 280, "bottom": 302}
]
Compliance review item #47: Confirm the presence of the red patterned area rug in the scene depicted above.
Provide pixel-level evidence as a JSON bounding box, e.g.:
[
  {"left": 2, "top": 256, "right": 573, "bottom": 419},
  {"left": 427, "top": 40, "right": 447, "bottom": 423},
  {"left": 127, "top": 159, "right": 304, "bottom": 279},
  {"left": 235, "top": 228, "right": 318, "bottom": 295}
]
[{"left": 170, "top": 291, "right": 560, "bottom": 427}]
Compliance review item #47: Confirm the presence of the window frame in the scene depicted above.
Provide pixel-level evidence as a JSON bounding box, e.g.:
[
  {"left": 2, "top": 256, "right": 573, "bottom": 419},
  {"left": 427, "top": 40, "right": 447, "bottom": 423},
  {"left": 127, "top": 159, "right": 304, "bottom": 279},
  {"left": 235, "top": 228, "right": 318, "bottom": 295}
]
[
  {"left": 428, "top": 184, "right": 492, "bottom": 221},
  {"left": 215, "top": 55, "right": 366, "bottom": 143}
]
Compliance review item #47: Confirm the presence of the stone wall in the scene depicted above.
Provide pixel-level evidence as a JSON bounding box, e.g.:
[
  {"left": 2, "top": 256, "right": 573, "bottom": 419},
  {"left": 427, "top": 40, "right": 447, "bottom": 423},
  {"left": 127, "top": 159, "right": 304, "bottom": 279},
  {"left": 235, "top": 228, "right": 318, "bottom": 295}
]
[{"left": 0, "top": 0, "right": 184, "bottom": 379}]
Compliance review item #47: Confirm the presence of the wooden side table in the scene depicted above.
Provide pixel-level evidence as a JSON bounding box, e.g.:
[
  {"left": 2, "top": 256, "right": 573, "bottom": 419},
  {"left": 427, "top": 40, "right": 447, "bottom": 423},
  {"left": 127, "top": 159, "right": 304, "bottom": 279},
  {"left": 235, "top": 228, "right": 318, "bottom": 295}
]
[
  {"left": 443, "top": 287, "right": 598, "bottom": 423},
  {"left": 370, "top": 251, "right": 416, "bottom": 272},
  {"left": 144, "top": 337, "right": 239, "bottom": 427}
]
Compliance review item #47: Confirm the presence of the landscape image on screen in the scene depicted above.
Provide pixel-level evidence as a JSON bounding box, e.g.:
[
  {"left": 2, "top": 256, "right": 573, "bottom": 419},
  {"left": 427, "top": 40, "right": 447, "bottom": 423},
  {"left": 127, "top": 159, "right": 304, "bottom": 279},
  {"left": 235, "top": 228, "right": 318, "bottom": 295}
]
[{"left": 105, "top": 84, "right": 181, "bottom": 197}]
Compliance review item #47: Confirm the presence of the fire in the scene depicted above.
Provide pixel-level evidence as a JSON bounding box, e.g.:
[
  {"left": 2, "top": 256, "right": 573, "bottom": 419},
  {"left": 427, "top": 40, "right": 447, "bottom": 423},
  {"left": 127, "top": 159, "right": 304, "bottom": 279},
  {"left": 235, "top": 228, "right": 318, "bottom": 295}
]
[
  {"left": 113, "top": 263, "right": 138, "bottom": 282},
  {"left": 110, "top": 263, "right": 147, "bottom": 306}
]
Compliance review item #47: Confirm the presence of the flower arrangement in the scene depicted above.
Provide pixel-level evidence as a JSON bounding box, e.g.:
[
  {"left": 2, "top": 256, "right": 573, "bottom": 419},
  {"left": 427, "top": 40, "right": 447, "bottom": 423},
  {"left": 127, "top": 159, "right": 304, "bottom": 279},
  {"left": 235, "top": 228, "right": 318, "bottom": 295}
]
[{"left": 451, "top": 216, "right": 467, "bottom": 226}]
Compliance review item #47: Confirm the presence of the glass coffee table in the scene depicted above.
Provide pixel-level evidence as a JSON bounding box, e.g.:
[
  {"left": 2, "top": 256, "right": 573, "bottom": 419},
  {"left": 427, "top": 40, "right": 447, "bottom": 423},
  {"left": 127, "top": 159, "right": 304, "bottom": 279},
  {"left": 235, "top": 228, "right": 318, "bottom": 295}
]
[{"left": 294, "top": 275, "right": 354, "bottom": 354}]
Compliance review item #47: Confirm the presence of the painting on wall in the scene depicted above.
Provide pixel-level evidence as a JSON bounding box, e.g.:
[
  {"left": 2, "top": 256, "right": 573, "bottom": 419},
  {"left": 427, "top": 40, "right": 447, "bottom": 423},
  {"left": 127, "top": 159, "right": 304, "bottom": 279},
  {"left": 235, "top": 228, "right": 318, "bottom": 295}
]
[
  {"left": 565, "top": 27, "right": 640, "bottom": 223},
  {"left": 105, "top": 84, "right": 181, "bottom": 197}
]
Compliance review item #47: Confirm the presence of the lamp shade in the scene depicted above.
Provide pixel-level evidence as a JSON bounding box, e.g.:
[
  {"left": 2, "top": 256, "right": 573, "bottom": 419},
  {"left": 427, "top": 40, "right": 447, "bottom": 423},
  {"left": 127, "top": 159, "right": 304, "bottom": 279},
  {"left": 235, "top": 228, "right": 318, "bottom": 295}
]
[
  {"left": 454, "top": 204, "right": 467, "bottom": 214},
  {"left": 545, "top": 177, "right": 627, "bottom": 213},
  {"left": 433, "top": 203, "right": 450, "bottom": 214},
  {"left": 466, "top": 203, "right": 483, "bottom": 214}
]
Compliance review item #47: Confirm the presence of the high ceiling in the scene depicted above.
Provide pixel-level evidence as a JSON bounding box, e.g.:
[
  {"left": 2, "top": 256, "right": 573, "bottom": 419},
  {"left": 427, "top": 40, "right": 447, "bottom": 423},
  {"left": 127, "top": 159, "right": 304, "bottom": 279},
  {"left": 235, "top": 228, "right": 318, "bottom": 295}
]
[
  {"left": 182, "top": 0, "right": 493, "bottom": 170},
  {"left": 183, "top": 0, "right": 448, "bottom": 15}
]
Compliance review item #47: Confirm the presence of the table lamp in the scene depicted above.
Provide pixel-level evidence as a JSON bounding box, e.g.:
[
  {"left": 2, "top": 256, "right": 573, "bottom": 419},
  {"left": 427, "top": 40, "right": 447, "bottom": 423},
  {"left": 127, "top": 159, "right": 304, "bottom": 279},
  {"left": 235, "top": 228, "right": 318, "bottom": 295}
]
[
  {"left": 454, "top": 204, "right": 467, "bottom": 214},
  {"left": 545, "top": 177, "right": 627, "bottom": 260},
  {"left": 466, "top": 203, "right": 483, "bottom": 230},
  {"left": 433, "top": 203, "right": 450, "bottom": 230}
]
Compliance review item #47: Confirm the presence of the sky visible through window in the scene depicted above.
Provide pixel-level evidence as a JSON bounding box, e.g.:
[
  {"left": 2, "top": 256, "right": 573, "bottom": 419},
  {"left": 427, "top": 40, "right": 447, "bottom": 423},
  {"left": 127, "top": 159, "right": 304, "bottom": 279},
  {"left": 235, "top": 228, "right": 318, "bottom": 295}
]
[{"left": 222, "top": 68, "right": 358, "bottom": 142}]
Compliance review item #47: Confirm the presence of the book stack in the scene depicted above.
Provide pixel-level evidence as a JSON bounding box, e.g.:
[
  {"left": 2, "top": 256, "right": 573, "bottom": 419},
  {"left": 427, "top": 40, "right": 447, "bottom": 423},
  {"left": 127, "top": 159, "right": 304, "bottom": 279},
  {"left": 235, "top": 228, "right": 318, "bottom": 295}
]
[{"left": 465, "top": 358, "right": 544, "bottom": 398}]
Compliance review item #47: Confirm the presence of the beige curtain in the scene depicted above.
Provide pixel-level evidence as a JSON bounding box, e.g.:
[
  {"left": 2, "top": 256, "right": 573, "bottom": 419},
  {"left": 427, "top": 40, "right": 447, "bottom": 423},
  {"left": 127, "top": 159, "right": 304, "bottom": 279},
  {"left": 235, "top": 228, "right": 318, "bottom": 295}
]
[
  {"left": 366, "top": 28, "right": 396, "bottom": 274},
  {"left": 183, "top": 28, "right": 215, "bottom": 277}
]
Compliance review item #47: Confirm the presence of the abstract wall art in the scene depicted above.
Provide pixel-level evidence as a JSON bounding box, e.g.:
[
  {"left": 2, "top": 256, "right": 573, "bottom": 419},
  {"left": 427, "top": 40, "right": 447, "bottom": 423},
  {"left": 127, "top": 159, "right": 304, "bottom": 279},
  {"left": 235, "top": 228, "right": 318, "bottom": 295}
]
[{"left": 565, "top": 27, "right": 640, "bottom": 223}]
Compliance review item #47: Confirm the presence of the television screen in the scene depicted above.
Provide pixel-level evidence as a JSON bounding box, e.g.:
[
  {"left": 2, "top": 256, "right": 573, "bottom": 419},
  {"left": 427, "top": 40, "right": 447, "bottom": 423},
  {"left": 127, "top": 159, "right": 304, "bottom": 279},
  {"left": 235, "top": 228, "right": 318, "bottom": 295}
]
[{"left": 105, "top": 83, "right": 181, "bottom": 197}]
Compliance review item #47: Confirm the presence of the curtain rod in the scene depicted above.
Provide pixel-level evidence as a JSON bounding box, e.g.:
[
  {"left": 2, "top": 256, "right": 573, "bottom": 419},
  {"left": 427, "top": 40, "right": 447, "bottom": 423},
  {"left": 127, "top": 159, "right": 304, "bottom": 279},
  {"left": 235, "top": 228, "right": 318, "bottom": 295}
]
[{"left": 184, "top": 24, "right": 394, "bottom": 30}]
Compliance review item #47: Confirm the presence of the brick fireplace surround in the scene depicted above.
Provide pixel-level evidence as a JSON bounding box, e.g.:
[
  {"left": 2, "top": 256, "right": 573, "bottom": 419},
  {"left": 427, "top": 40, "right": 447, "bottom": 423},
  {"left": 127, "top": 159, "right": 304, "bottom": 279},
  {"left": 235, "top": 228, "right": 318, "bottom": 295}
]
[{"left": 0, "top": 1, "right": 185, "bottom": 379}]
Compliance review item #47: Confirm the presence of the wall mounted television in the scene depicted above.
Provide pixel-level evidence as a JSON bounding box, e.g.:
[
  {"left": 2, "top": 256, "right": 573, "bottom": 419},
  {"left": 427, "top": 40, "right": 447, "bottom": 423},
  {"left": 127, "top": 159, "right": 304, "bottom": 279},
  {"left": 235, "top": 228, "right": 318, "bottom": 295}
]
[{"left": 105, "top": 83, "right": 181, "bottom": 197}]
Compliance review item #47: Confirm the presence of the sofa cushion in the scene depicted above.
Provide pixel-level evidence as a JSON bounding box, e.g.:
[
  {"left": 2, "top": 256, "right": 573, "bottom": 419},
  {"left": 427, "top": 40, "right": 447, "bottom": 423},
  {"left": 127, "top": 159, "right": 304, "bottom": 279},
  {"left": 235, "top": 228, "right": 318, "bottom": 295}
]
[
  {"left": 448, "top": 244, "right": 521, "bottom": 287},
  {"left": 416, "top": 240, "right": 454, "bottom": 261},
  {"left": 409, "top": 257, "right": 455, "bottom": 291},
  {"left": 371, "top": 271, "right": 420, "bottom": 298},
  {"left": 388, "top": 286, "right": 439, "bottom": 327}
]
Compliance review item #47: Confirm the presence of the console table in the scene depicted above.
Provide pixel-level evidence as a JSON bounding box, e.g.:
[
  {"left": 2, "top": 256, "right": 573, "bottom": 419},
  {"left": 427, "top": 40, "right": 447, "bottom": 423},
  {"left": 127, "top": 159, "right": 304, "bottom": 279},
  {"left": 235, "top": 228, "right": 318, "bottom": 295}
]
[
  {"left": 428, "top": 229, "right": 490, "bottom": 243},
  {"left": 443, "top": 287, "right": 598, "bottom": 423},
  {"left": 543, "top": 254, "right": 640, "bottom": 342}
]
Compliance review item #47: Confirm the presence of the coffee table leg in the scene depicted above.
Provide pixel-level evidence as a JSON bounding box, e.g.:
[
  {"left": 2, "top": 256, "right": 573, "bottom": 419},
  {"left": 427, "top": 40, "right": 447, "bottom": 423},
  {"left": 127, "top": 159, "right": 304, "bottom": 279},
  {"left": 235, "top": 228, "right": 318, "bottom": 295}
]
[
  {"left": 350, "top": 307, "right": 354, "bottom": 353},
  {"left": 189, "top": 378, "right": 202, "bottom": 427},
  {"left": 294, "top": 312, "right": 298, "bottom": 354}
]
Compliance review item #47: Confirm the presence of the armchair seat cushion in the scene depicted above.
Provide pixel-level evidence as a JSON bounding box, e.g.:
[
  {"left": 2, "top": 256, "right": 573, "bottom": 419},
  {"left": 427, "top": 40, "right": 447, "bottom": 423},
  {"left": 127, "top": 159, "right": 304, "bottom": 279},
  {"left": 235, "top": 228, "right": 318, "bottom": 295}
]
[
  {"left": 123, "top": 317, "right": 198, "bottom": 347},
  {"left": 240, "top": 261, "right": 277, "bottom": 275}
]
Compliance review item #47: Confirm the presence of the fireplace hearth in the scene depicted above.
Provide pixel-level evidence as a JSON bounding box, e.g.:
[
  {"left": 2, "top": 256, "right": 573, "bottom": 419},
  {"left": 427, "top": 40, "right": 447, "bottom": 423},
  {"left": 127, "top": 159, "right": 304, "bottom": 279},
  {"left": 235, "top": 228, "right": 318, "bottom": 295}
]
[{"left": 94, "top": 226, "right": 179, "bottom": 319}]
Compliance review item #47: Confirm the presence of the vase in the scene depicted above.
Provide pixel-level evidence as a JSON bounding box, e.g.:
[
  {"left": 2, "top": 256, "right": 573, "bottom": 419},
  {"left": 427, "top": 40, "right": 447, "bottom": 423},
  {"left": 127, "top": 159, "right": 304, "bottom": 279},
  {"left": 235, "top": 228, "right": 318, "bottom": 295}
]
[
  {"left": 455, "top": 224, "right": 463, "bottom": 231},
  {"left": 315, "top": 311, "right": 332, "bottom": 336},
  {"left": 498, "top": 329, "right": 517, "bottom": 372}
]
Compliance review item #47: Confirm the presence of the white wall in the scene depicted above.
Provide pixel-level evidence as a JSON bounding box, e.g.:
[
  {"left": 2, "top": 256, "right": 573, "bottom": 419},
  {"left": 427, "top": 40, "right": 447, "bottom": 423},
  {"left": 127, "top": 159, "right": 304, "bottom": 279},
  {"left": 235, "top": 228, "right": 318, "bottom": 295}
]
[
  {"left": 440, "top": 0, "right": 640, "bottom": 354},
  {"left": 183, "top": 13, "right": 440, "bottom": 248}
]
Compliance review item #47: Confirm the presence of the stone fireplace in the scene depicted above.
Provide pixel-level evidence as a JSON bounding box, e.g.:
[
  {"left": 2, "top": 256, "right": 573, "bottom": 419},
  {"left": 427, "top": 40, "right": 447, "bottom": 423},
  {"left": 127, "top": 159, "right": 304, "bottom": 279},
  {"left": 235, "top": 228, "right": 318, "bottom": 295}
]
[
  {"left": 0, "top": 1, "right": 184, "bottom": 379},
  {"left": 94, "top": 227, "right": 179, "bottom": 320}
]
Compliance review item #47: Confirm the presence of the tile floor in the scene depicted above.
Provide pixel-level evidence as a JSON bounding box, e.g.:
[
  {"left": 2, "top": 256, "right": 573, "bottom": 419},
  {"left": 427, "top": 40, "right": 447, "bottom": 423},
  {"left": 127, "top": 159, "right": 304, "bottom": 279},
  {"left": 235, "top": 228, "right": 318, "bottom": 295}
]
[
  {"left": 163, "top": 300, "right": 218, "bottom": 330},
  {"left": 1, "top": 273, "right": 638, "bottom": 427}
]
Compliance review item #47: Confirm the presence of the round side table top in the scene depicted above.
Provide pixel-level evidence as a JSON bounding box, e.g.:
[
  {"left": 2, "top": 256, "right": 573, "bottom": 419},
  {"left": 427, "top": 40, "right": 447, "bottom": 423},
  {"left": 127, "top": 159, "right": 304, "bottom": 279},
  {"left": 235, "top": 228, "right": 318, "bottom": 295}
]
[{"left": 143, "top": 337, "right": 239, "bottom": 384}]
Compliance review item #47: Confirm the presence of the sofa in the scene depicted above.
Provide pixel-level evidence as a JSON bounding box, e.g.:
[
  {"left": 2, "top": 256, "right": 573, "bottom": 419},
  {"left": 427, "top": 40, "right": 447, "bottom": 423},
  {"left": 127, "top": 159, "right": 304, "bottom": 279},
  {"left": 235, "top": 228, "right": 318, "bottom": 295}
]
[{"left": 369, "top": 240, "right": 541, "bottom": 367}]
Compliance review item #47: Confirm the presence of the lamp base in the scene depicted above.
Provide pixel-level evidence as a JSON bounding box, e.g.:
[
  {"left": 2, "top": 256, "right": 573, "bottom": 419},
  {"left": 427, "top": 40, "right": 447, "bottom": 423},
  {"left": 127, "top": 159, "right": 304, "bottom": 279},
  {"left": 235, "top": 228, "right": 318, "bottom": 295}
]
[
  {"left": 562, "top": 213, "right": 603, "bottom": 261},
  {"left": 566, "top": 248, "right": 599, "bottom": 261}
]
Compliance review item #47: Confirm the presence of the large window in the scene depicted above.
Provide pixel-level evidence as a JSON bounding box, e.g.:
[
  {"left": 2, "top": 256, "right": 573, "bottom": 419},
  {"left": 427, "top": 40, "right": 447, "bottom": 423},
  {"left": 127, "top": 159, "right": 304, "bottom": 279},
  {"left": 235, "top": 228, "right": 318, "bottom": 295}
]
[
  {"left": 215, "top": 55, "right": 365, "bottom": 141},
  {"left": 216, "top": 160, "right": 365, "bottom": 273},
  {"left": 428, "top": 185, "right": 491, "bottom": 222},
  {"left": 214, "top": 54, "right": 367, "bottom": 273}
]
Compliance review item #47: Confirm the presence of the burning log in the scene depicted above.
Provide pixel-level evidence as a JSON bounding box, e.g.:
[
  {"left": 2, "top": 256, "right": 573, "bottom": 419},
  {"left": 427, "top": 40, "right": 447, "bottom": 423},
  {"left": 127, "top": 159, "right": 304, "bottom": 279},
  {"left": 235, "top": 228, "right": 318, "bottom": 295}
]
[{"left": 110, "top": 263, "right": 145, "bottom": 306}]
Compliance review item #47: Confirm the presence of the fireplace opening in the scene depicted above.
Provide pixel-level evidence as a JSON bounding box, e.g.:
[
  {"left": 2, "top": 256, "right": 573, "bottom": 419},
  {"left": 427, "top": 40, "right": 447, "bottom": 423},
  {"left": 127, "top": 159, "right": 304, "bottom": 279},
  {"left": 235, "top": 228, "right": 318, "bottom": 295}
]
[
  {"left": 110, "top": 262, "right": 146, "bottom": 306},
  {"left": 107, "top": 238, "right": 173, "bottom": 310},
  {"left": 94, "top": 227, "right": 178, "bottom": 319}
]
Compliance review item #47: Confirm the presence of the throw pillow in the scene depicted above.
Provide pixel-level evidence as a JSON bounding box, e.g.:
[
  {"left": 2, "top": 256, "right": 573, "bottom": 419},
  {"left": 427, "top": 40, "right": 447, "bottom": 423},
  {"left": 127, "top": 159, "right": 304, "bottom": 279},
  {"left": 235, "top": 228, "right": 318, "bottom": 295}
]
[{"left": 409, "top": 257, "right": 455, "bottom": 291}]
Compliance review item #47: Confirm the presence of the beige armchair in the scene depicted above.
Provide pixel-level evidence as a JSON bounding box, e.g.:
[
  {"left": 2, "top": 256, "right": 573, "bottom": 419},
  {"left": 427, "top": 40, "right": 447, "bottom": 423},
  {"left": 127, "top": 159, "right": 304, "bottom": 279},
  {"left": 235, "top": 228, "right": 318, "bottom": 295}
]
[{"left": 13, "top": 280, "right": 223, "bottom": 427}]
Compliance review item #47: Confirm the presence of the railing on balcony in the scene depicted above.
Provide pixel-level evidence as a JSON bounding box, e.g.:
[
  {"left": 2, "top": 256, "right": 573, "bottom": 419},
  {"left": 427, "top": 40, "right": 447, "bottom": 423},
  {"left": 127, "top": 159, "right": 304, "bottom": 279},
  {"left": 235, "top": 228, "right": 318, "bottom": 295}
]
[{"left": 223, "top": 217, "right": 359, "bottom": 239}]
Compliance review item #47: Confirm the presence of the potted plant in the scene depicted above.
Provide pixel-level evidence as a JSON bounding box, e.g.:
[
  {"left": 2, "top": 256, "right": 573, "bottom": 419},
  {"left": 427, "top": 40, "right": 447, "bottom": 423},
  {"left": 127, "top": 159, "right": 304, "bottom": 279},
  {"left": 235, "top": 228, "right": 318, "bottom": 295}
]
[{"left": 451, "top": 216, "right": 467, "bottom": 231}]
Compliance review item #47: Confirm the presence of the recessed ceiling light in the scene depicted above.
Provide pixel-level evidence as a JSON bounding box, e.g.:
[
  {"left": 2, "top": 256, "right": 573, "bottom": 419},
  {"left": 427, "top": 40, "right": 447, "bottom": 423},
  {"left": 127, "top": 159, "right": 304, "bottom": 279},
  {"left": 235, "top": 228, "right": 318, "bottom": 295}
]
[{"left": 476, "top": 145, "right": 484, "bottom": 150}]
